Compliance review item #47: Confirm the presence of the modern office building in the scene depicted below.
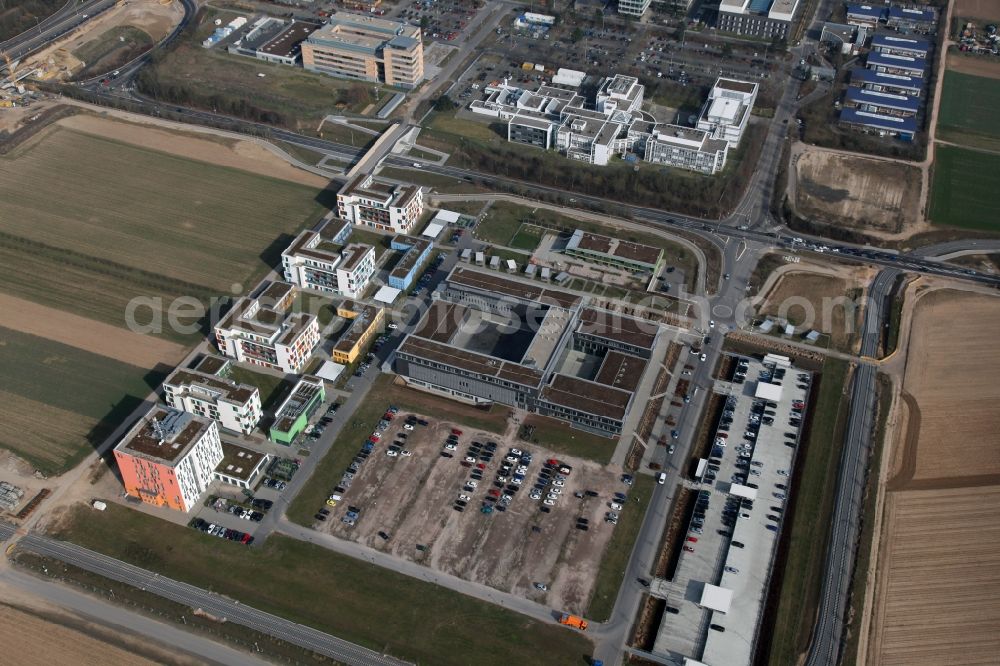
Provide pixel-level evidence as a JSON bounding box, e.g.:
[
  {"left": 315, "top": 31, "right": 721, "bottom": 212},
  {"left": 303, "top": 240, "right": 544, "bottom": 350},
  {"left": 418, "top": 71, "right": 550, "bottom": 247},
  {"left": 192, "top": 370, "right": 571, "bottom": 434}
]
[
  {"left": 392, "top": 266, "right": 659, "bottom": 436},
  {"left": 269, "top": 376, "right": 325, "bottom": 445},
  {"left": 332, "top": 301, "right": 385, "bottom": 364},
  {"left": 716, "top": 0, "right": 801, "bottom": 38},
  {"left": 388, "top": 235, "right": 433, "bottom": 290},
  {"left": 866, "top": 50, "right": 926, "bottom": 77},
  {"left": 838, "top": 107, "right": 917, "bottom": 140},
  {"left": 281, "top": 220, "right": 355, "bottom": 294},
  {"left": 213, "top": 442, "right": 270, "bottom": 490},
  {"left": 845, "top": 4, "right": 886, "bottom": 29},
  {"left": 642, "top": 124, "right": 731, "bottom": 174},
  {"left": 337, "top": 172, "right": 424, "bottom": 234},
  {"left": 849, "top": 67, "right": 923, "bottom": 97},
  {"left": 843, "top": 87, "right": 918, "bottom": 117},
  {"left": 617, "top": 0, "right": 652, "bottom": 17},
  {"left": 871, "top": 33, "right": 930, "bottom": 58},
  {"left": 562, "top": 229, "right": 665, "bottom": 274},
  {"left": 113, "top": 407, "right": 224, "bottom": 512},
  {"left": 301, "top": 12, "right": 424, "bottom": 88},
  {"left": 215, "top": 280, "right": 320, "bottom": 374},
  {"left": 697, "top": 78, "right": 758, "bottom": 146},
  {"left": 162, "top": 358, "right": 262, "bottom": 435}
]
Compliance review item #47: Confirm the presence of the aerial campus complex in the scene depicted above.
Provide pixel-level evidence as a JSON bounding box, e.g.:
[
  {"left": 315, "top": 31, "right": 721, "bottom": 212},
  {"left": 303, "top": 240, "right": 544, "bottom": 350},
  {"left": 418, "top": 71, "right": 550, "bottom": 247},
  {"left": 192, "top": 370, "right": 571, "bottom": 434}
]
[{"left": 2, "top": 1, "right": 999, "bottom": 666}]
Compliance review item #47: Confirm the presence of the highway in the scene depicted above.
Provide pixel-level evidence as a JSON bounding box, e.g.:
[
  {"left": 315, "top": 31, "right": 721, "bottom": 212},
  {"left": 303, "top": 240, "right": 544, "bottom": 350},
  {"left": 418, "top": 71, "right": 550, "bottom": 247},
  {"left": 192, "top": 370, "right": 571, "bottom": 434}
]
[
  {"left": 15, "top": 533, "right": 412, "bottom": 666},
  {"left": 804, "top": 269, "right": 898, "bottom": 666},
  {"left": 0, "top": 0, "right": 115, "bottom": 63}
]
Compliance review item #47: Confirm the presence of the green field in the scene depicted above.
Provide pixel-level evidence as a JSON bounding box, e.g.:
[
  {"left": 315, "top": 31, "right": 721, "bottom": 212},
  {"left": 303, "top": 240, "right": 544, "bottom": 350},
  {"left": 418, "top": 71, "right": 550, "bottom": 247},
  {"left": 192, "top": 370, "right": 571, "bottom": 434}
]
[
  {"left": 928, "top": 145, "right": 1000, "bottom": 231},
  {"left": 54, "top": 503, "right": 592, "bottom": 665},
  {"left": 73, "top": 25, "right": 153, "bottom": 76},
  {"left": 0, "top": 327, "right": 166, "bottom": 474},
  {"left": 937, "top": 70, "right": 1000, "bottom": 146},
  {"left": 766, "top": 358, "right": 850, "bottom": 666},
  {"left": 519, "top": 414, "right": 617, "bottom": 465},
  {"left": 0, "top": 125, "right": 328, "bottom": 342}
]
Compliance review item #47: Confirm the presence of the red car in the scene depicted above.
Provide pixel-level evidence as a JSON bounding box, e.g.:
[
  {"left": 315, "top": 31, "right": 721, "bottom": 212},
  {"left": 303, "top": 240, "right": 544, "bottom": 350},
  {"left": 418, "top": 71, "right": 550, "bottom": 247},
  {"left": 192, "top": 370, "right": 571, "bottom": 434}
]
[
  {"left": 488, "top": 489, "right": 501, "bottom": 497},
  {"left": 369, "top": 435, "right": 380, "bottom": 443},
  {"left": 686, "top": 536, "right": 698, "bottom": 543},
  {"left": 451, "top": 428, "right": 463, "bottom": 436},
  {"left": 684, "top": 546, "right": 695, "bottom": 552},
  {"left": 547, "top": 458, "right": 560, "bottom": 466},
  {"left": 476, "top": 463, "right": 486, "bottom": 470},
  {"left": 383, "top": 412, "right": 394, "bottom": 420}
]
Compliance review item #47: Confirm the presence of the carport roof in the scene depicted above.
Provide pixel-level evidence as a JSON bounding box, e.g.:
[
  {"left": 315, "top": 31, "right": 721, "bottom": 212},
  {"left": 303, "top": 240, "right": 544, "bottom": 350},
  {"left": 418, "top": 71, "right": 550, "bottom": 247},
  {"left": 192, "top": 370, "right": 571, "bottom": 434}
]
[
  {"left": 700, "top": 584, "right": 733, "bottom": 613},
  {"left": 755, "top": 381, "right": 783, "bottom": 402}
]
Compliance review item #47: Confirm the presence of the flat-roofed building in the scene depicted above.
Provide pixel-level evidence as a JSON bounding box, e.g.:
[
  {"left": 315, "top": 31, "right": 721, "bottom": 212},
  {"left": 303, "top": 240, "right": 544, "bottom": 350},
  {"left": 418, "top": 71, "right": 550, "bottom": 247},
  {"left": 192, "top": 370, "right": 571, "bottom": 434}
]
[
  {"left": 643, "top": 124, "right": 730, "bottom": 174},
  {"left": 335, "top": 243, "right": 377, "bottom": 298},
  {"left": 389, "top": 234, "right": 432, "bottom": 290},
  {"left": 839, "top": 107, "right": 917, "bottom": 140},
  {"left": 214, "top": 280, "right": 320, "bottom": 374},
  {"left": 254, "top": 20, "right": 318, "bottom": 65},
  {"left": 281, "top": 219, "right": 353, "bottom": 294},
  {"left": 269, "top": 376, "right": 325, "bottom": 445},
  {"left": 213, "top": 442, "right": 269, "bottom": 489},
  {"left": 332, "top": 302, "right": 385, "bottom": 364},
  {"left": 162, "top": 359, "right": 262, "bottom": 435},
  {"left": 617, "top": 0, "right": 652, "bottom": 16},
  {"left": 866, "top": 50, "right": 926, "bottom": 78},
  {"left": 845, "top": 3, "right": 886, "bottom": 29},
  {"left": 697, "top": 78, "right": 758, "bottom": 147},
  {"left": 844, "top": 87, "right": 918, "bottom": 117},
  {"left": 596, "top": 74, "right": 644, "bottom": 115},
  {"left": 337, "top": 172, "right": 423, "bottom": 234},
  {"left": 886, "top": 5, "right": 936, "bottom": 34},
  {"left": 113, "top": 407, "right": 224, "bottom": 512},
  {"left": 716, "top": 0, "right": 801, "bottom": 38},
  {"left": 850, "top": 67, "right": 923, "bottom": 97},
  {"left": 871, "top": 33, "right": 930, "bottom": 58},
  {"left": 563, "top": 229, "right": 665, "bottom": 274},
  {"left": 302, "top": 12, "right": 424, "bottom": 88}
]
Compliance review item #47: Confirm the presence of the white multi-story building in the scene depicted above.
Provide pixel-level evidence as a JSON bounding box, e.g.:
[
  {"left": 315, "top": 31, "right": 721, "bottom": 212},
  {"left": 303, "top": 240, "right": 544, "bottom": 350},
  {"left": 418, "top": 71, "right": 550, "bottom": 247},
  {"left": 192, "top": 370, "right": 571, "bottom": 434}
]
[
  {"left": 162, "top": 359, "right": 262, "bottom": 435},
  {"left": 337, "top": 173, "right": 423, "bottom": 234},
  {"left": 215, "top": 280, "right": 320, "bottom": 374},
  {"left": 696, "top": 78, "right": 758, "bottom": 147},
  {"left": 113, "top": 407, "right": 224, "bottom": 512},
  {"left": 596, "top": 74, "right": 644, "bottom": 115},
  {"left": 617, "top": 0, "right": 652, "bottom": 17},
  {"left": 281, "top": 219, "right": 377, "bottom": 297},
  {"left": 334, "top": 243, "right": 376, "bottom": 298},
  {"left": 642, "top": 125, "right": 731, "bottom": 174}
]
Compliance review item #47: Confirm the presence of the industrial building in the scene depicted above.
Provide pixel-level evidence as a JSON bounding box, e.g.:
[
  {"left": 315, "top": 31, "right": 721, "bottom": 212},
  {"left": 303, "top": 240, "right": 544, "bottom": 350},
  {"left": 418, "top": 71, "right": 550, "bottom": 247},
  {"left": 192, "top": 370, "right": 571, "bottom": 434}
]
[
  {"left": 302, "top": 12, "right": 424, "bottom": 88},
  {"left": 333, "top": 301, "right": 385, "bottom": 364},
  {"left": 269, "top": 376, "right": 325, "bottom": 445},
  {"left": 866, "top": 50, "right": 926, "bottom": 77},
  {"left": 715, "top": 0, "right": 801, "bottom": 38},
  {"left": 563, "top": 229, "right": 664, "bottom": 274},
  {"left": 871, "top": 33, "right": 930, "bottom": 58},
  {"left": 845, "top": 3, "right": 886, "bottom": 29},
  {"left": 113, "top": 407, "right": 224, "bottom": 512},
  {"left": 214, "top": 280, "right": 321, "bottom": 374},
  {"left": 392, "top": 266, "right": 660, "bottom": 436},
  {"left": 886, "top": 5, "right": 937, "bottom": 33},
  {"left": 388, "top": 235, "right": 433, "bottom": 290},
  {"left": 162, "top": 357, "right": 262, "bottom": 435},
  {"left": 337, "top": 172, "right": 424, "bottom": 234},
  {"left": 844, "top": 87, "right": 918, "bottom": 117}
]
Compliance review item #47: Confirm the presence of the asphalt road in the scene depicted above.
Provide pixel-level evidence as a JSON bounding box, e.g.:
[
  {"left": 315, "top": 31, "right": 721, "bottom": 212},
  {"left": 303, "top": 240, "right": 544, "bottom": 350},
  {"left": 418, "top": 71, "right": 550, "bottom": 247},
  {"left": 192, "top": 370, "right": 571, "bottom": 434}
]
[
  {"left": 0, "top": 0, "right": 115, "bottom": 63},
  {"left": 804, "top": 269, "right": 898, "bottom": 666},
  {"left": 16, "top": 533, "right": 412, "bottom": 666}
]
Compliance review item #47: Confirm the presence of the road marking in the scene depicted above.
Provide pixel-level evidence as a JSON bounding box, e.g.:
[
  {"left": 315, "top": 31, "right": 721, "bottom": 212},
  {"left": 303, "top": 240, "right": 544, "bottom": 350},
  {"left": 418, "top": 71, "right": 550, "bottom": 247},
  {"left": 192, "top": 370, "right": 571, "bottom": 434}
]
[{"left": 735, "top": 240, "right": 747, "bottom": 261}]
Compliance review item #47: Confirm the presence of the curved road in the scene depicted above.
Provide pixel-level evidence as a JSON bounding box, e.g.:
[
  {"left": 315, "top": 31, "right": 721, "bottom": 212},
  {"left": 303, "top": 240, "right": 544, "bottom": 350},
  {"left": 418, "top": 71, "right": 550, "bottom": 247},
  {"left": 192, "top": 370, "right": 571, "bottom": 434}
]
[{"left": 1, "top": 0, "right": 116, "bottom": 63}]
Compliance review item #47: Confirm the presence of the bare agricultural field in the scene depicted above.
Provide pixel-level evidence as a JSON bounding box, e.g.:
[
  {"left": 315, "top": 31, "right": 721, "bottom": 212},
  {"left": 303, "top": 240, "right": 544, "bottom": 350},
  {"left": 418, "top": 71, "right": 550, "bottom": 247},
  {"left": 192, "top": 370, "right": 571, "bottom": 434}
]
[
  {"left": 954, "top": 0, "right": 1000, "bottom": 21},
  {"left": 865, "top": 288, "right": 1000, "bottom": 665},
  {"left": 946, "top": 52, "right": 1000, "bottom": 80},
  {"left": 793, "top": 148, "right": 922, "bottom": 235},
  {"left": 758, "top": 270, "right": 867, "bottom": 352},
  {"left": 0, "top": 123, "right": 327, "bottom": 291},
  {"left": 315, "top": 411, "right": 625, "bottom": 613}
]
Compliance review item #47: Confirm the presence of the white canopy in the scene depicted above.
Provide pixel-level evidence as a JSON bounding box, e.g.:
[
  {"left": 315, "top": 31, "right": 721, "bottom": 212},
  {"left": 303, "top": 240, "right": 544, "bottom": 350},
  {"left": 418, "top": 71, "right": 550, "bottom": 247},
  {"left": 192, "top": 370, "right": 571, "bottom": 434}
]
[
  {"left": 700, "top": 584, "right": 733, "bottom": 614},
  {"left": 373, "top": 285, "right": 401, "bottom": 304}
]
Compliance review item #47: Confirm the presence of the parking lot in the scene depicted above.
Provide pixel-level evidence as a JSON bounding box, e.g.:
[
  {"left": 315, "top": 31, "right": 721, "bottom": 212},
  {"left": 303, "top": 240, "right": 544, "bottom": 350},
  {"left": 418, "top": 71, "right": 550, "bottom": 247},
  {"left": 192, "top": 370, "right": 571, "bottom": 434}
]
[
  {"left": 310, "top": 406, "right": 631, "bottom": 612},
  {"left": 653, "top": 354, "right": 812, "bottom": 663}
]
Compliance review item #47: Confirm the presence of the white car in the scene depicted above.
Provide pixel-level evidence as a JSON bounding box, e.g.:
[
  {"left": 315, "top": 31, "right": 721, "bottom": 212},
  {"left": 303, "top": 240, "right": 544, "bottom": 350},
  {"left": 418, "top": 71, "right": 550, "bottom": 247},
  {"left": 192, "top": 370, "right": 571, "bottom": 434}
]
[
  {"left": 511, "top": 448, "right": 522, "bottom": 456},
  {"left": 553, "top": 479, "right": 565, "bottom": 487},
  {"left": 386, "top": 450, "right": 398, "bottom": 457},
  {"left": 401, "top": 450, "right": 412, "bottom": 457},
  {"left": 459, "top": 494, "right": 471, "bottom": 502},
  {"left": 547, "top": 493, "right": 559, "bottom": 500},
  {"left": 709, "top": 320, "right": 715, "bottom": 328},
  {"left": 550, "top": 487, "right": 562, "bottom": 495},
  {"left": 403, "top": 424, "right": 414, "bottom": 431},
  {"left": 387, "top": 323, "right": 398, "bottom": 330},
  {"left": 467, "top": 480, "right": 478, "bottom": 488},
  {"left": 511, "top": 477, "right": 523, "bottom": 486},
  {"left": 777, "top": 470, "right": 788, "bottom": 476},
  {"left": 610, "top": 501, "right": 623, "bottom": 511},
  {"left": 530, "top": 491, "right": 541, "bottom": 500},
  {"left": 445, "top": 443, "right": 457, "bottom": 451},
  {"left": 465, "top": 456, "right": 476, "bottom": 463},
  {"left": 543, "top": 499, "right": 555, "bottom": 506},
  {"left": 516, "top": 465, "right": 528, "bottom": 474},
  {"left": 700, "top": 353, "right": 707, "bottom": 362}
]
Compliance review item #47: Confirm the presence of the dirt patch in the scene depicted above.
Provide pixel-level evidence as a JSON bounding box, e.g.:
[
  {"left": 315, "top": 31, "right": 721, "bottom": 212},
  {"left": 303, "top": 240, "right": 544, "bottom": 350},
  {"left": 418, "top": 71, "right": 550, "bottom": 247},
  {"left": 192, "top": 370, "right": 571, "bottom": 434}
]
[
  {"left": 866, "top": 287, "right": 1000, "bottom": 666},
  {"left": 25, "top": 0, "right": 182, "bottom": 80},
  {"left": 945, "top": 52, "right": 1000, "bottom": 80},
  {"left": 0, "top": 292, "right": 186, "bottom": 368},
  {"left": 794, "top": 148, "right": 923, "bottom": 235},
  {"left": 758, "top": 270, "right": 867, "bottom": 353},
  {"left": 57, "top": 113, "right": 331, "bottom": 188},
  {"left": 955, "top": 0, "right": 1000, "bottom": 22},
  {"left": 313, "top": 411, "right": 623, "bottom": 614}
]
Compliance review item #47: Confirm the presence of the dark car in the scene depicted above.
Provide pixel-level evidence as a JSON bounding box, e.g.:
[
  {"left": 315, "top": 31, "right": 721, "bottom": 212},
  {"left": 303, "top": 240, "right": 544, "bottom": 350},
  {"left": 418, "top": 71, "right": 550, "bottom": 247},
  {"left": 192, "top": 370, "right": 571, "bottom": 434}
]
[
  {"left": 709, "top": 624, "right": 726, "bottom": 632},
  {"left": 314, "top": 513, "right": 327, "bottom": 521}
]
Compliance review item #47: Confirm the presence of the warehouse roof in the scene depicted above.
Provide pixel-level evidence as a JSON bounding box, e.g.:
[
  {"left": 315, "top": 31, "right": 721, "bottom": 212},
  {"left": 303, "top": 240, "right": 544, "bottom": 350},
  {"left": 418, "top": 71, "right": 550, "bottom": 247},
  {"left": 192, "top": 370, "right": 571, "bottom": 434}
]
[
  {"left": 845, "top": 87, "right": 919, "bottom": 112},
  {"left": 840, "top": 107, "right": 918, "bottom": 134}
]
